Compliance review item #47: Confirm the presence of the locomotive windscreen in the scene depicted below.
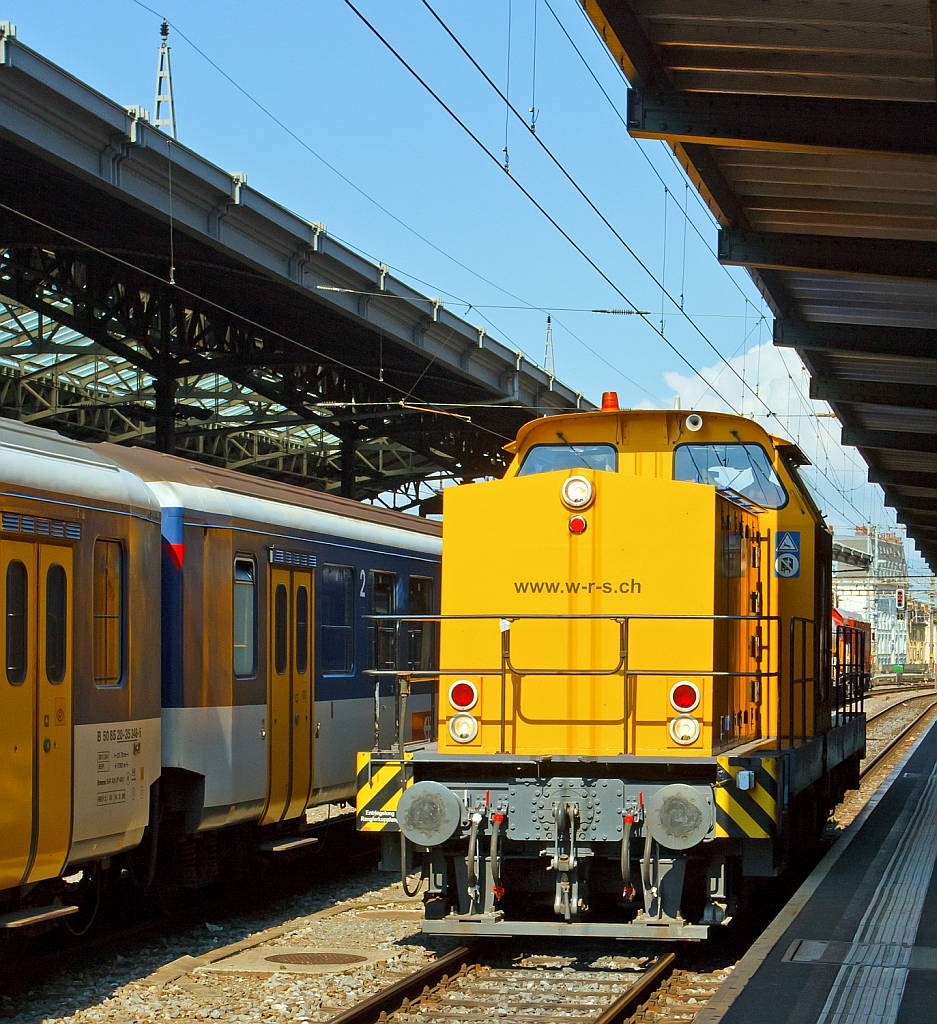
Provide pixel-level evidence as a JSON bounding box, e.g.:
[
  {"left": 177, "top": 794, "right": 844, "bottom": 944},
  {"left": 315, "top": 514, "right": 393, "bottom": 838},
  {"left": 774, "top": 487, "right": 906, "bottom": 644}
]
[
  {"left": 517, "top": 442, "right": 617, "bottom": 476},
  {"left": 674, "top": 443, "right": 787, "bottom": 509}
]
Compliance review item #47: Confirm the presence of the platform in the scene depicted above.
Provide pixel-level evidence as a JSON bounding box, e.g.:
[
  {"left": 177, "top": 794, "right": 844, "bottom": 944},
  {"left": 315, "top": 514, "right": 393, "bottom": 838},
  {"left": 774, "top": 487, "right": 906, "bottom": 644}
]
[{"left": 698, "top": 718, "right": 937, "bottom": 1024}]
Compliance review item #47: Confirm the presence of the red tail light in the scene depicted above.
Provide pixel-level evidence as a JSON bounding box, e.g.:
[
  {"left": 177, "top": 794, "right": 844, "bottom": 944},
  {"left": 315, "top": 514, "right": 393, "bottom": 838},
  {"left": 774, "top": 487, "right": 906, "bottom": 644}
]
[
  {"left": 670, "top": 681, "right": 700, "bottom": 712},
  {"left": 449, "top": 680, "right": 478, "bottom": 710}
]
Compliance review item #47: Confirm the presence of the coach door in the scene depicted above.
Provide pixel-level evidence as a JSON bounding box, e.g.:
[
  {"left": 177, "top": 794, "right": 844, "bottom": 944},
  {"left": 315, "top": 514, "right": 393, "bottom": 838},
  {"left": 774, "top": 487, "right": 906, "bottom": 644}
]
[
  {"left": 0, "top": 541, "right": 73, "bottom": 890},
  {"left": 261, "top": 564, "right": 314, "bottom": 825}
]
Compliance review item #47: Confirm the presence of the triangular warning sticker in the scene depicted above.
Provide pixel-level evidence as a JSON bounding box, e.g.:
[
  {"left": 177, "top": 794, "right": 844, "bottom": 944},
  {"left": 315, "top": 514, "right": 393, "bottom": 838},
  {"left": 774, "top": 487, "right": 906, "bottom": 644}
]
[{"left": 777, "top": 533, "right": 798, "bottom": 552}]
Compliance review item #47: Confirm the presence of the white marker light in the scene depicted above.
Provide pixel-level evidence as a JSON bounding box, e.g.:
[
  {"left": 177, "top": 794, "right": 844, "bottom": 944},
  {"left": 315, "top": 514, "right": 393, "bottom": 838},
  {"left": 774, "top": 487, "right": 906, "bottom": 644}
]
[
  {"left": 561, "top": 475, "right": 593, "bottom": 509},
  {"left": 448, "top": 712, "right": 479, "bottom": 743},
  {"left": 669, "top": 714, "right": 701, "bottom": 745}
]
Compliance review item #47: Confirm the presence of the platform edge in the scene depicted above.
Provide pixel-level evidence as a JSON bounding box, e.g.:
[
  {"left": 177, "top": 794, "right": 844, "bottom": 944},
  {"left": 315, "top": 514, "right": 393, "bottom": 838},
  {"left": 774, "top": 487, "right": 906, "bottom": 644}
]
[{"left": 693, "top": 717, "right": 937, "bottom": 1024}]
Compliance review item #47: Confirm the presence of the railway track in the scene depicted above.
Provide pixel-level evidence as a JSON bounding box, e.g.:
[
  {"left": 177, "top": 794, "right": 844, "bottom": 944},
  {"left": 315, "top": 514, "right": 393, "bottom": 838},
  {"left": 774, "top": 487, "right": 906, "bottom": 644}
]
[
  {"left": 0, "top": 812, "right": 375, "bottom": 991},
  {"left": 326, "top": 944, "right": 730, "bottom": 1024},
  {"left": 861, "top": 696, "right": 937, "bottom": 778},
  {"left": 865, "top": 692, "right": 937, "bottom": 726},
  {"left": 867, "top": 682, "right": 936, "bottom": 699}
]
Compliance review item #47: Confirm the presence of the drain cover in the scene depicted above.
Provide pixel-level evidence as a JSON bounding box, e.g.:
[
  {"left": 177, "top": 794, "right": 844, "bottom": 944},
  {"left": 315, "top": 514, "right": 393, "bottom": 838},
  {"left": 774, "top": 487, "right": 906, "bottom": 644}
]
[{"left": 264, "top": 952, "right": 368, "bottom": 966}]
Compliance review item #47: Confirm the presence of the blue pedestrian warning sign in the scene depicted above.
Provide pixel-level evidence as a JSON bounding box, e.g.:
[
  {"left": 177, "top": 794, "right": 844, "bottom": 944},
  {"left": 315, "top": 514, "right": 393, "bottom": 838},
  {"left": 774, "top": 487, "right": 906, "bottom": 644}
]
[{"left": 775, "top": 531, "right": 800, "bottom": 578}]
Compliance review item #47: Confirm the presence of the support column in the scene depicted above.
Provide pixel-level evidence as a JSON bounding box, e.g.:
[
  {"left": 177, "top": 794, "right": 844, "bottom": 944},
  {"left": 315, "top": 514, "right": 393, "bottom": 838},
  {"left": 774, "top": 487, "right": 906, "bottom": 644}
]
[
  {"left": 154, "top": 291, "right": 176, "bottom": 454},
  {"left": 154, "top": 371, "right": 176, "bottom": 453},
  {"left": 340, "top": 432, "right": 356, "bottom": 499}
]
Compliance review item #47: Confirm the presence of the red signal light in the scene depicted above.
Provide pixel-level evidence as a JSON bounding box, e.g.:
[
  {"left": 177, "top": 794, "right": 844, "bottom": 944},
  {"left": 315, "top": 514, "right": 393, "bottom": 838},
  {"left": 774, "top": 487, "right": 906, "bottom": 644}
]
[
  {"left": 670, "top": 681, "right": 700, "bottom": 712},
  {"left": 569, "top": 515, "right": 587, "bottom": 534},
  {"left": 449, "top": 680, "right": 478, "bottom": 710},
  {"left": 601, "top": 391, "right": 620, "bottom": 411}
]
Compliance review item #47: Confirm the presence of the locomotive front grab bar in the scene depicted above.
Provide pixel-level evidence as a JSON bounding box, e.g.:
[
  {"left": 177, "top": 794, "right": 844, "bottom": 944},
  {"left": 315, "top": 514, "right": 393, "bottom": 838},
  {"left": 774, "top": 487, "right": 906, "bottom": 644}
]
[{"left": 364, "top": 612, "right": 780, "bottom": 755}]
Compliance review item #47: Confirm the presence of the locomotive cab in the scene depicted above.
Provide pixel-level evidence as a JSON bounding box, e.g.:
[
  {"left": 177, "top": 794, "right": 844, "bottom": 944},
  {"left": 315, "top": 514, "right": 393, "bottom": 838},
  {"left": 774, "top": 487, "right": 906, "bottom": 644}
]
[{"left": 356, "top": 407, "right": 866, "bottom": 938}]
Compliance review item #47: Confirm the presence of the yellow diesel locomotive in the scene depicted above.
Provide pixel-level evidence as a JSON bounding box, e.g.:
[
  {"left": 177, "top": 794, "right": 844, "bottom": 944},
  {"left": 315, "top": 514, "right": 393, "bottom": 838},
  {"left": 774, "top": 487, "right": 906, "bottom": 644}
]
[{"left": 356, "top": 403, "right": 866, "bottom": 938}]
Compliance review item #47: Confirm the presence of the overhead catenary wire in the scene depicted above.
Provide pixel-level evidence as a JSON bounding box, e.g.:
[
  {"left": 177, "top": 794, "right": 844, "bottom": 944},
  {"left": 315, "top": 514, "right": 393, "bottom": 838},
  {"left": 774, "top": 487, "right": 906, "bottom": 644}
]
[
  {"left": 128, "top": 0, "right": 884, "bottom": 529},
  {"left": 502, "top": 0, "right": 512, "bottom": 171},
  {"left": 544, "top": 0, "right": 745, "bottom": 292},
  {"left": 347, "top": 0, "right": 743, "bottom": 416},
  {"left": 126, "top": 0, "right": 551, "bottom": 360},
  {"left": 416, "top": 0, "right": 775, "bottom": 419},
  {"left": 529, "top": 0, "right": 539, "bottom": 133},
  {"left": 127, "top": 0, "right": 661, "bottom": 405}
]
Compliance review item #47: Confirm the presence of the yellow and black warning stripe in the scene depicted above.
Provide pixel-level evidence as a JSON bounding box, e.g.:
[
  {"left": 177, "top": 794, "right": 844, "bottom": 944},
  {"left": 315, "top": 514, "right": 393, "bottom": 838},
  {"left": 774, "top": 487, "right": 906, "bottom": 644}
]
[
  {"left": 355, "top": 751, "right": 413, "bottom": 832},
  {"left": 715, "top": 756, "right": 779, "bottom": 839}
]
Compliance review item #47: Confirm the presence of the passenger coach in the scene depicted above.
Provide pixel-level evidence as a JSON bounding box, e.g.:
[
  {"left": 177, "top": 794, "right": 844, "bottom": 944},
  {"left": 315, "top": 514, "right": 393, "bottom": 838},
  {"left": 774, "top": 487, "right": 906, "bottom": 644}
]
[
  {"left": 0, "top": 420, "right": 161, "bottom": 926},
  {"left": 0, "top": 419, "right": 441, "bottom": 924}
]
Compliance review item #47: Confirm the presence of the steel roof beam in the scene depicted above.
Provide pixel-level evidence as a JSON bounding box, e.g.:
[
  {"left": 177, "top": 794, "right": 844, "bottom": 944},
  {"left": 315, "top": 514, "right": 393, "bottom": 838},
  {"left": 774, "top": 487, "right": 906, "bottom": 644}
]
[
  {"left": 720, "top": 229, "right": 937, "bottom": 281},
  {"left": 672, "top": 143, "right": 752, "bottom": 229},
  {"left": 775, "top": 320, "right": 937, "bottom": 360},
  {"left": 894, "top": 515, "right": 937, "bottom": 535},
  {"left": 809, "top": 377, "right": 937, "bottom": 411},
  {"left": 884, "top": 492, "right": 937, "bottom": 513},
  {"left": 868, "top": 469, "right": 937, "bottom": 491},
  {"left": 626, "top": 89, "right": 937, "bottom": 157},
  {"left": 582, "top": 0, "right": 671, "bottom": 91},
  {"left": 842, "top": 429, "right": 937, "bottom": 453}
]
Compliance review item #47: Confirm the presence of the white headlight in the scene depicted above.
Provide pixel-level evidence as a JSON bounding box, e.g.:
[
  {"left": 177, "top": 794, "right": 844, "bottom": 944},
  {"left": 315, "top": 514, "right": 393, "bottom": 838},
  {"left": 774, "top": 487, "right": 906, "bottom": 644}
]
[
  {"left": 561, "top": 475, "right": 593, "bottom": 509},
  {"left": 669, "top": 714, "right": 701, "bottom": 746},
  {"left": 448, "top": 712, "right": 479, "bottom": 743}
]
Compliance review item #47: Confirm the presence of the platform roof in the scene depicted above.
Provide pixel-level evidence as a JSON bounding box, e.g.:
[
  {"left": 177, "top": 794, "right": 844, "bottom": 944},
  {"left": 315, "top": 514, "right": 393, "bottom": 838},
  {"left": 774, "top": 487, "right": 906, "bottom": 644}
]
[
  {"left": 0, "top": 23, "right": 591, "bottom": 507},
  {"left": 587, "top": 0, "right": 937, "bottom": 567}
]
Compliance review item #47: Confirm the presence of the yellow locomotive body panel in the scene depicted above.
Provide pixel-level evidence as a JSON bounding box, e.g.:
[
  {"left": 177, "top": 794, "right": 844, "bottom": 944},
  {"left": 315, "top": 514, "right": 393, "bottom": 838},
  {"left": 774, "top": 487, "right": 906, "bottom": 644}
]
[{"left": 439, "top": 470, "right": 767, "bottom": 757}]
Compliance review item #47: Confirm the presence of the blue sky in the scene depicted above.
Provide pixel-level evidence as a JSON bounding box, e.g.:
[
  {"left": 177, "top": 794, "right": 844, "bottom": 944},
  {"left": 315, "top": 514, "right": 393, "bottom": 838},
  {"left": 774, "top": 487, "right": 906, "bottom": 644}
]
[{"left": 4, "top": 0, "right": 922, "bottom": 563}]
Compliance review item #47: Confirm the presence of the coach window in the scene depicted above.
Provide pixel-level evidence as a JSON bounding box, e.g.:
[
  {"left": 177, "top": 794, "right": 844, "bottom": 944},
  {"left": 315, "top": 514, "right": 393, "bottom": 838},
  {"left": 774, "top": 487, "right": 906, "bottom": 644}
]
[
  {"left": 233, "top": 558, "right": 256, "bottom": 677},
  {"left": 321, "top": 564, "right": 354, "bottom": 675},
  {"left": 45, "top": 563, "right": 67, "bottom": 684},
  {"left": 407, "top": 576, "right": 435, "bottom": 671},
  {"left": 274, "top": 584, "right": 288, "bottom": 676},
  {"left": 369, "top": 571, "right": 397, "bottom": 672},
  {"left": 93, "top": 540, "right": 123, "bottom": 686},
  {"left": 6, "top": 560, "right": 27, "bottom": 685},
  {"left": 296, "top": 585, "right": 309, "bottom": 675},
  {"left": 517, "top": 442, "right": 617, "bottom": 476}
]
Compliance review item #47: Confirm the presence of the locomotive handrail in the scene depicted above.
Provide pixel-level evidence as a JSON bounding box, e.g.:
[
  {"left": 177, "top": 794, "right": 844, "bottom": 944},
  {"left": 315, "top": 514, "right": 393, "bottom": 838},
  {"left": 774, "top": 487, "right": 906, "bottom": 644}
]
[{"left": 364, "top": 612, "right": 779, "bottom": 754}]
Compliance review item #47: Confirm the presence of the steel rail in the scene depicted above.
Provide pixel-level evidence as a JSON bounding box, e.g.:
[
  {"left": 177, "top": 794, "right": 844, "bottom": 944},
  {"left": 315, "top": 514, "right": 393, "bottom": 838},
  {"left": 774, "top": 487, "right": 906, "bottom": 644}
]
[
  {"left": 593, "top": 953, "right": 676, "bottom": 1024},
  {"left": 326, "top": 944, "right": 479, "bottom": 1024},
  {"left": 860, "top": 700, "right": 937, "bottom": 778},
  {"left": 868, "top": 682, "right": 936, "bottom": 699},
  {"left": 325, "top": 946, "right": 676, "bottom": 1024}
]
